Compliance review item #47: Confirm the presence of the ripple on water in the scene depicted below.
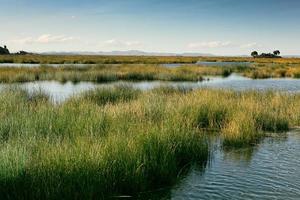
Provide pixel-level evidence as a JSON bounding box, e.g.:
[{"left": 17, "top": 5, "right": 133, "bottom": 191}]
[{"left": 168, "top": 131, "right": 300, "bottom": 200}]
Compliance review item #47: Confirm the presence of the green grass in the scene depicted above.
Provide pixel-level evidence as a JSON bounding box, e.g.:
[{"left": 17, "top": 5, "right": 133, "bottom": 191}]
[
  {"left": 2, "top": 57, "right": 300, "bottom": 83},
  {"left": 1, "top": 55, "right": 300, "bottom": 65},
  {"left": 0, "top": 55, "right": 200, "bottom": 64},
  {"left": 0, "top": 65, "right": 207, "bottom": 83},
  {"left": 240, "top": 63, "right": 300, "bottom": 79},
  {"left": 81, "top": 85, "right": 141, "bottom": 106},
  {"left": 0, "top": 87, "right": 299, "bottom": 199}
]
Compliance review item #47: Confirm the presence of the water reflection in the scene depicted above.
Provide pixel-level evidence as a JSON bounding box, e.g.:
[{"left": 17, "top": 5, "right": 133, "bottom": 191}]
[
  {"left": 196, "top": 61, "right": 252, "bottom": 67},
  {"left": 163, "top": 61, "right": 252, "bottom": 68},
  {"left": 165, "top": 130, "right": 300, "bottom": 200},
  {"left": 202, "top": 74, "right": 300, "bottom": 92},
  {"left": 25, "top": 81, "right": 96, "bottom": 103},
  {"left": 0, "top": 63, "right": 99, "bottom": 68},
  {"left": 2, "top": 74, "right": 300, "bottom": 103},
  {"left": 222, "top": 147, "right": 257, "bottom": 166}
]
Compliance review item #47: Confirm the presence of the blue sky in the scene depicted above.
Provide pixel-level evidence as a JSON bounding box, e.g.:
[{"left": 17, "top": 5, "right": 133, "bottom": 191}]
[{"left": 1, "top": 0, "right": 300, "bottom": 55}]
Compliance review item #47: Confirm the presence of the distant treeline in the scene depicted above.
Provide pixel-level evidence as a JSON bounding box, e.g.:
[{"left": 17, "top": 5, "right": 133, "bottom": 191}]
[
  {"left": 0, "top": 45, "right": 32, "bottom": 55},
  {"left": 251, "top": 50, "right": 281, "bottom": 58}
]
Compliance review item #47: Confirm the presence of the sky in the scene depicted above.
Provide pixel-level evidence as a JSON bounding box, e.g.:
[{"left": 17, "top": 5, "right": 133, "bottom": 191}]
[{"left": 1, "top": 0, "right": 300, "bottom": 55}]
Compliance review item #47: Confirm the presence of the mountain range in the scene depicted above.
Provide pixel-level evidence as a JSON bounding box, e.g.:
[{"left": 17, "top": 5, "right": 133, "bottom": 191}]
[{"left": 41, "top": 50, "right": 215, "bottom": 57}]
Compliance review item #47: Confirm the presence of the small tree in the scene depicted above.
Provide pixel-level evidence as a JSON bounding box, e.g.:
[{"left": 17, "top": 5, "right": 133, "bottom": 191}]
[
  {"left": 0, "top": 45, "right": 10, "bottom": 55},
  {"left": 273, "top": 50, "right": 280, "bottom": 56},
  {"left": 251, "top": 51, "right": 258, "bottom": 58}
]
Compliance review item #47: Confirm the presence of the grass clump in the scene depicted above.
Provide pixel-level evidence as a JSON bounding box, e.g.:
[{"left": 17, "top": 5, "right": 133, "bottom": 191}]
[
  {"left": 0, "top": 87, "right": 299, "bottom": 199},
  {"left": 0, "top": 87, "right": 209, "bottom": 199},
  {"left": 152, "top": 86, "right": 193, "bottom": 95},
  {"left": 82, "top": 85, "right": 140, "bottom": 106},
  {"left": 222, "top": 112, "right": 262, "bottom": 148},
  {"left": 255, "top": 111, "right": 289, "bottom": 132}
]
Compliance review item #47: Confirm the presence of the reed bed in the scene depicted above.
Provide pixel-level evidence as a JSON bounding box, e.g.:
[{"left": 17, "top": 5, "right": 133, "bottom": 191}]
[
  {"left": 2, "top": 61, "right": 300, "bottom": 84},
  {"left": 243, "top": 64, "right": 300, "bottom": 79},
  {"left": 0, "top": 65, "right": 210, "bottom": 83},
  {"left": 1, "top": 55, "right": 300, "bottom": 64},
  {"left": 197, "top": 57, "right": 300, "bottom": 64},
  {"left": 0, "top": 87, "right": 299, "bottom": 199},
  {"left": 0, "top": 55, "right": 200, "bottom": 64}
]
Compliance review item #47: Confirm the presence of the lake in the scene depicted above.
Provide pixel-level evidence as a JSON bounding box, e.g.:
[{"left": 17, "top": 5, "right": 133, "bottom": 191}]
[
  {"left": 2, "top": 74, "right": 300, "bottom": 103},
  {"left": 147, "top": 130, "right": 300, "bottom": 200},
  {"left": 0, "top": 63, "right": 113, "bottom": 68},
  {"left": 0, "top": 61, "right": 252, "bottom": 68},
  {"left": 0, "top": 74, "right": 300, "bottom": 103},
  {"left": 163, "top": 61, "right": 252, "bottom": 68}
]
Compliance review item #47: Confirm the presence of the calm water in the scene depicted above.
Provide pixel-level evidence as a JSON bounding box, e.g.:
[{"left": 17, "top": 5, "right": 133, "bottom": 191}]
[
  {"left": 0, "top": 63, "right": 99, "bottom": 68},
  {"left": 152, "top": 130, "right": 300, "bottom": 200},
  {"left": 163, "top": 61, "right": 252, "bottom": 68},
  {"left": 202, "top": 74, "right": 300, "bottom": 92},
  {"left": 196, "top": 61, "right": 252, "bottom": 67},
  {"left": 0, "top": 61, "right": 251, "bottom": 68},
  {"left": 2, "top": 74, "right": 300, "bottom": 103}
]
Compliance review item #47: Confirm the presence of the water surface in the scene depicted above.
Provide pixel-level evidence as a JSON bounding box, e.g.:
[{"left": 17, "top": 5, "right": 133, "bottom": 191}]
[
  {"left": 196, "top": 61, "right": 252, "bottom": 67},
  {"left": 165, "top": 130, "right": 300, "bottom": 200},
  {"left": 0, "top": 62, "right": 252, "bottom": 68},
  {"left": 3, "top": 74, "right": 300, "bottom": 103},
  {"left": 163, "top": 61, "right": 252, "bottom": 68},
  {"left": 0, "top": 63, "right": 99, "bottom": 68}
]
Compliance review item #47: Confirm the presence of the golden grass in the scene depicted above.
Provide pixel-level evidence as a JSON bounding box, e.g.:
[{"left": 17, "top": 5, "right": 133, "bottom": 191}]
[{"left": 1, "top": 54, "right": 300, "bottom": 64}]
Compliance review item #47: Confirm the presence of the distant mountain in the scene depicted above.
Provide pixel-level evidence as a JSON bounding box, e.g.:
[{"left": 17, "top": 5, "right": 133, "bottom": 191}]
[
  {"left": 41, "top": 50, "right": 215, "bottom": 57},
  {"left": 283, "top": 55, "right": 300, "bottom": 58}
]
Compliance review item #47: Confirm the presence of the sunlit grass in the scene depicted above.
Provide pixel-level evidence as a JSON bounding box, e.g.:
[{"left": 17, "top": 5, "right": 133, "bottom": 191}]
[
  {"left": 1, "top": 55, "right": 300, "bottom": 64},
  {"left": 0, "top": 55, "right": 200, "bottom": 64},
  {"left": 2, "top": 57, "right": 300, "bottom": 84},
  {"left": 0, "top": 65, "right": 210, "bottom": 83},
  {"left": 0, "top": 87, "right": 299, "bottom": 198}
]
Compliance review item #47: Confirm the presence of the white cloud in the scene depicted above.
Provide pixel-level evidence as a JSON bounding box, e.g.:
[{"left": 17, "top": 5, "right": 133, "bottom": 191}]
[
  {"left": 187, "top": 41, "right": 262, "bottom": 51},
  {"left": 240, "top": 42, "right": 261, "bottom": 48},
  {"left": 36, "top": 34, "right": 79, "bottom": 43},
  {"left": 9, "top": 37, "right": 35, "bottom": 45},
  {"left": 188, "top": 41, "right": 233, "bottom": 49},
  {"left": 103, "top": 39, "right": 143, "bottom": 47},
  {"left": 10, "top": 34, "right": 80, "bottom": 44}
]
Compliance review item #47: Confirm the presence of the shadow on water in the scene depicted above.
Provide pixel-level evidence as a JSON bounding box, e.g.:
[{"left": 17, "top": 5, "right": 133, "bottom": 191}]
[
  {"left": 222, "top": 147, "right": 257, "bottom": 166},
  {"left": 107, "top": 163, "right": 208, "bottom": 200},
  {"left": 142, "top": 130, "right": 300, "bottom": 200}
]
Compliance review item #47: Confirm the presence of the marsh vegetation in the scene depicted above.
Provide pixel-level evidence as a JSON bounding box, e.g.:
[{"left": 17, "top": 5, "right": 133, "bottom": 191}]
[
  {"left": 1, "top": 56, "right": 300, "bottom": 84},
  {"left": 1, "top": 55, "right": 300, "bottom": 64},
  {"left": 0, "top": 86, "right": 299, "bottom": 199},
  {"left": 0, "top": 65, "right": 221, "bottom": 83},
  {"left": 0, "top": 55, "right": 200, "bottom": 64},
  {"left": 1, "top": 56, "right": 300, "bottom": 199}
]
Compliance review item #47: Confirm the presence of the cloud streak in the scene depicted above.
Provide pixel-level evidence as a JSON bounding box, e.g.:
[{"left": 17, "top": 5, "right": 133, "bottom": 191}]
[
  {"left": 240, "top": 42, "right": 261, "bottom": 48},
  {"left": 103, "top": 39, "right": 143, "bottom": 48},
  {"left": 188, "top": 41, "right": 233, "bottom": 49},
  {"left": 102, "top": 39, "right": 143, "bottom": 48},
  {"left": 10, "top": 34, "right": 80, "bottom": 44},
  {"left": 187, "top": 41, "right": 261, "bottom": 49}
]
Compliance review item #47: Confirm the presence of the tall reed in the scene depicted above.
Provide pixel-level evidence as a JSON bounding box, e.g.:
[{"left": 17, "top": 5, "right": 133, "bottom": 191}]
[{"left": 0, "top": 87, "right": 299, "bottom": 199}]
